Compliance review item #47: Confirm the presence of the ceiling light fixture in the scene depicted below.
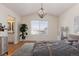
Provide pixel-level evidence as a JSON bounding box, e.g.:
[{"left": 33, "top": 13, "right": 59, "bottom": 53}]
[{"left": 38, "top": 3, "right": 47, "bottom": 18}]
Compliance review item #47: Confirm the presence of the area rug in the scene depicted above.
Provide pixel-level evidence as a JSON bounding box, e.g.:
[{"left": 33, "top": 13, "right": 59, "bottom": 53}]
[
  {"left": 13, "top": 43, "right": 34, "bottom": 56},
  {"left": 13, "top": 41, "right": 79, "bottom": 56}
]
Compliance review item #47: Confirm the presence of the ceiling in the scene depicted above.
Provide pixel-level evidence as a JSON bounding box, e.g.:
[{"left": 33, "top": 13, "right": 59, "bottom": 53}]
[{"left": 2, "top": 3, "right": 76, "bottom": 16}]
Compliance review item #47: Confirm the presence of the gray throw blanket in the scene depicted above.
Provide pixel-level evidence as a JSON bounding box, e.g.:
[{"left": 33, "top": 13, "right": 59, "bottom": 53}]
[{"left": 32, "top": 41, "right": 79, "bottom": 56}]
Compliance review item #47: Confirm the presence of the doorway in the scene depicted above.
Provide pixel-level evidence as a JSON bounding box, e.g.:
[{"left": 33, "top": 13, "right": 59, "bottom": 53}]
[{"left": 7, "top": 15, "right": 15, "bottom": 44}]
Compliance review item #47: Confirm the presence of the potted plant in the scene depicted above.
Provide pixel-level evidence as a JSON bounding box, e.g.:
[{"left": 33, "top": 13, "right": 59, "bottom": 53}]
[{"left": 19, "top": 24, "right": 28, "bottom": 39}]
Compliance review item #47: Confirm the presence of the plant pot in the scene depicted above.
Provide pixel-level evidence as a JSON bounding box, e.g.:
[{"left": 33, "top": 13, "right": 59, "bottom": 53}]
[{"left": 22, "top": 36, "right": 26, "bottom": 39}]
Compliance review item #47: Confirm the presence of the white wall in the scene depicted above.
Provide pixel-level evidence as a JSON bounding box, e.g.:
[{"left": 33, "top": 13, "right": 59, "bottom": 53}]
[
  {"left": 0, "top": 4, "right": 21, "bottom": 44},
  {"left": 21, "top": 14, "right": 58, "bottom": 42},
  {"left": 59, "top": 4, "right": 79, "bottom": 34},
  {"left": 2, "top": 3, "right": 76, "bottom": 42}
]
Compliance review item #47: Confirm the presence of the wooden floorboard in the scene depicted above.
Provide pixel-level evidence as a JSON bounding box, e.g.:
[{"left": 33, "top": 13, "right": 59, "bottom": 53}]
[{"left": 8, "top": 41, "right": 34, "bottom": 56}]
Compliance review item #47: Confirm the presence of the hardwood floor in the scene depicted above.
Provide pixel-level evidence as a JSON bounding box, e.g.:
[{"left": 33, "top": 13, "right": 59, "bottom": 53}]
[{"left": 8, "top": 41, "right": 35, "bottom": 56}]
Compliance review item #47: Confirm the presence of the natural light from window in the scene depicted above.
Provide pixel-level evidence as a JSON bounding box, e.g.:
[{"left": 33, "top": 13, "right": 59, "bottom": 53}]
[{"left": 31, "top": 20, "right": 48, "bottom": 35}]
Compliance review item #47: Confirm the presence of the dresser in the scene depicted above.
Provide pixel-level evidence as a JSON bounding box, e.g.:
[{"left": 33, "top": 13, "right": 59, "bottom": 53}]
[{"left": 0, "top": 36, "right": 8, "bottom": 55}]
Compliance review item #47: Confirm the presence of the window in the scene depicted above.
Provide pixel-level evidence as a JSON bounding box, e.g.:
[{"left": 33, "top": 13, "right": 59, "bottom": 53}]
[
  {"left": 74, "top": 16, "right": 79, "bottom": 33},
  {"left": 31, "top": 20, "right": 48, "bottom": 35}
]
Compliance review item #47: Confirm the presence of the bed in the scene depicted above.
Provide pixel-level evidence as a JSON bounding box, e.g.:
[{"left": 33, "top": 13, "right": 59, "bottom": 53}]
[{"left": 32, "top": 40, "right": 79, "bottom": 56}]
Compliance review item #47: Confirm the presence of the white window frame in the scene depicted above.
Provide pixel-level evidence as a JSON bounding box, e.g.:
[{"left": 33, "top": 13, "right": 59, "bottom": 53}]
[{"left": 31, "top": 20, "right": 48, "bottom": 35}]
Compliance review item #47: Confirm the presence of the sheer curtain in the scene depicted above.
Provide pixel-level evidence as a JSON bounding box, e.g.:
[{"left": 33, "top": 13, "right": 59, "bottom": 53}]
[{"left": 74, "top": 16, "right": 79, "bottom": 33}]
